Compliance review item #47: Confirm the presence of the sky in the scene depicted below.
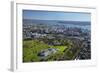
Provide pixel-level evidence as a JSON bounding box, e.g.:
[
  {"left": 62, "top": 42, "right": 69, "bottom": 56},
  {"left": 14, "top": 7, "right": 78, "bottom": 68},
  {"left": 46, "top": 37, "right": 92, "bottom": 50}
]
[{"left": 23, "top": 10, "right": 91, "bottom": 22}]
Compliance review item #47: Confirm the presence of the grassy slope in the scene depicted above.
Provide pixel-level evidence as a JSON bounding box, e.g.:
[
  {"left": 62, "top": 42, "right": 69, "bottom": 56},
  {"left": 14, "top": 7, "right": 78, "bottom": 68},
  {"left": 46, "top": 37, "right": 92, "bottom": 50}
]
[{"left": 23, "top": 40, "right": 68, "bottom": 62}]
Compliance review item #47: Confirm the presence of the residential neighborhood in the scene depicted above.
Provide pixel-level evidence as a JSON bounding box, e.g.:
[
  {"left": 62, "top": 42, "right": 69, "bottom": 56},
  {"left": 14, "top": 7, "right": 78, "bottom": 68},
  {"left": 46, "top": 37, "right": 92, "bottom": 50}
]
[{"left": 23, "top": 19, "right": 91, "bottom": 62}]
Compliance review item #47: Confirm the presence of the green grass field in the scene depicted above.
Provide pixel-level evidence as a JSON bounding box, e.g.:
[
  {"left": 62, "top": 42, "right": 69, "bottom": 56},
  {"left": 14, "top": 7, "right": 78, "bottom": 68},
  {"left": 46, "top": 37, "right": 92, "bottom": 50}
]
[
  {"left": 23, "top": 39, "right": 50, "bottom": 62},
  {"left": 50, "top": 46, "right": 67, "bottom": 52},
  {"left": 23, "top": 39, "right": 70, "bottom": 62}
]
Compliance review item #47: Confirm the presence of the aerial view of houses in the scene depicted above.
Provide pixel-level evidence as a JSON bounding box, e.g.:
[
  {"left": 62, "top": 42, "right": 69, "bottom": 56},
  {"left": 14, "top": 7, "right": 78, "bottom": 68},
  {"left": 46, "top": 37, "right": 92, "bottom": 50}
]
[{"left": 23, "top": 10, "right": 91, "bottom": 62}]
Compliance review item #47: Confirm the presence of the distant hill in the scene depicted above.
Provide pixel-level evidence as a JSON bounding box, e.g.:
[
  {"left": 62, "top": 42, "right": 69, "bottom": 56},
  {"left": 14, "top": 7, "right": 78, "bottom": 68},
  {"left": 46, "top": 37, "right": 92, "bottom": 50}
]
[
  {"left": 23, "top": 19, "right": 91, "bottom": 26},
  {"left": 58, "top": 21, "right": 90, "bottom": 26}
]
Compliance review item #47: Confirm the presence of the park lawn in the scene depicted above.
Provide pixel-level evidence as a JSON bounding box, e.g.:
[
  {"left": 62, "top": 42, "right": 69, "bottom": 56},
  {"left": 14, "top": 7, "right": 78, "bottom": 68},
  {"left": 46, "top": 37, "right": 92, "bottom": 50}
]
[
  {"left": 50, "top": 46, "right": 67, "bottom": 52},
  {"left": 23, "top": 39, "right": 70, "bottom": 62},
  {"left": 23, "top": 40, "right": 50, "bottom": 62}
]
